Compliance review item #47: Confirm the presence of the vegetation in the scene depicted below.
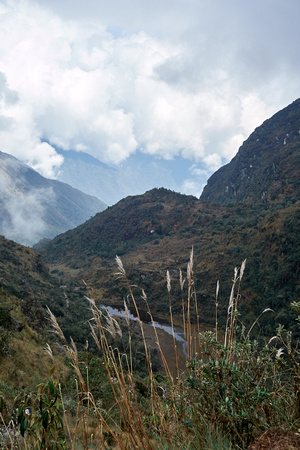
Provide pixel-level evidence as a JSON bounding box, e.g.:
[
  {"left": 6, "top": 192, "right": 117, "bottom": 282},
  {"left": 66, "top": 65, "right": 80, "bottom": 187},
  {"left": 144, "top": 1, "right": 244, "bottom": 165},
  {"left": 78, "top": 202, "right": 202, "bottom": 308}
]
[
  {"left": 0, "top": 99, "right": 299, "bottom": 448},
  {"left": 38, "top": 187, "right": 300, "bottom": 338},
  {"left": 1, "top": 254, "right": 300, "bottom": 449}
]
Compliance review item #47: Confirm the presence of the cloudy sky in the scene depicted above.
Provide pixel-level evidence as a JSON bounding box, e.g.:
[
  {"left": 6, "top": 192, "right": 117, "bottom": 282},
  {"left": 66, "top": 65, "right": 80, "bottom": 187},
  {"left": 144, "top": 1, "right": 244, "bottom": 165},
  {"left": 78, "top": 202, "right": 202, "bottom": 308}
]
[{"left": 0, "top": 0, "right": 299, "bottom": 197}]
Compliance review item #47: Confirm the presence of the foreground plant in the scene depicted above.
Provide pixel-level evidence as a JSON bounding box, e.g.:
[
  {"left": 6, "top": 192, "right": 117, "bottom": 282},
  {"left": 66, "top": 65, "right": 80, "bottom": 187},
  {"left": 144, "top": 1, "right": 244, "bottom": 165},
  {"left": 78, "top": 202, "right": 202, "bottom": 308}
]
[
  {"left": 3, "top": 251, "right": 299, "bottom": 449},
  {"left": 8, "top": 368, "right": 65, "bottom": 449},
  {"left": 182, "top": 261, "right": 298, "bottom": 448}
]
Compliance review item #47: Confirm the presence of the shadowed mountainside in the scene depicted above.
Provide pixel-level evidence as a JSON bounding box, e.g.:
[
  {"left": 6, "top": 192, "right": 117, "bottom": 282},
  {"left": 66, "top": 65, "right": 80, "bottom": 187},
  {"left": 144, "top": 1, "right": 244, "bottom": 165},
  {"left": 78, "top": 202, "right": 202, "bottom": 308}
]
[
  {"left": 201, "top": 98, "right": 300, "bottom": 204},
  {"left": 0, "top": 151, "right": 107, "bottom": 245}
]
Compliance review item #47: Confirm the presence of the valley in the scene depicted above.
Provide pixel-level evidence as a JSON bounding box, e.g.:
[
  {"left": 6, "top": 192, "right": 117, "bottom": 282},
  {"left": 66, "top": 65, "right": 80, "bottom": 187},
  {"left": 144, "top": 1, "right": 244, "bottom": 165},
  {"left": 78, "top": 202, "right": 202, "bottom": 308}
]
[{"left": 0, "top": 98, "right": 299, "bottom": 448}]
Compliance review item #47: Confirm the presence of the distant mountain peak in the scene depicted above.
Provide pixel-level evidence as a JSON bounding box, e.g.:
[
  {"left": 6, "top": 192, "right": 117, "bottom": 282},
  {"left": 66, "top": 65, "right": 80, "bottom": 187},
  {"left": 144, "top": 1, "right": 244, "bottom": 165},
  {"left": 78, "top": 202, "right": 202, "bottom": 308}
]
[{"left": 200, "top": 98, "right": 300, "bottom": 204}]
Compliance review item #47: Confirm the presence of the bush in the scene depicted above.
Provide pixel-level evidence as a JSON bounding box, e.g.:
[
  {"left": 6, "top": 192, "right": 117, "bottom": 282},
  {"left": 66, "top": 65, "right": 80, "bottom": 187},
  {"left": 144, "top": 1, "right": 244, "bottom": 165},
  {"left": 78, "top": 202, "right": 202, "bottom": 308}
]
[{"left": 185, "top": 331, "right": 291, "bottom": 447}]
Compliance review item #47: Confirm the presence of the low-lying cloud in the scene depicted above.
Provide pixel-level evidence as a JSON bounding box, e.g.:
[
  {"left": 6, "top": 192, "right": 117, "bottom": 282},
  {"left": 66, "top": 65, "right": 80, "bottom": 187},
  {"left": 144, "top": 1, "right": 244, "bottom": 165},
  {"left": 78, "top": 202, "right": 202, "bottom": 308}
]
[{"left": 0, "top": 172, "right": 54, "bottom": 245}]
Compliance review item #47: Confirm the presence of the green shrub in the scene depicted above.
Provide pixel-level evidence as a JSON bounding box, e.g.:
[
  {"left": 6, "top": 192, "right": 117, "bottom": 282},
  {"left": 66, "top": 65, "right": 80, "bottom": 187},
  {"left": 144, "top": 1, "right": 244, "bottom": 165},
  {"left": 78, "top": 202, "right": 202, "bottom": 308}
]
[{"left": 185, "top": 331, "right": 291, "bottom": 447}]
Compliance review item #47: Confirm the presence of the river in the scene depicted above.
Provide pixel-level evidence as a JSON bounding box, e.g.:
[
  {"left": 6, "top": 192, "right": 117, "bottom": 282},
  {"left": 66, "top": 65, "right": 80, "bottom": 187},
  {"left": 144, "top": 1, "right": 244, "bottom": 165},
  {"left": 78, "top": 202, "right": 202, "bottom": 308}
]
[{"left": 101, "top": 304, "right": 186, "bottom": 346}]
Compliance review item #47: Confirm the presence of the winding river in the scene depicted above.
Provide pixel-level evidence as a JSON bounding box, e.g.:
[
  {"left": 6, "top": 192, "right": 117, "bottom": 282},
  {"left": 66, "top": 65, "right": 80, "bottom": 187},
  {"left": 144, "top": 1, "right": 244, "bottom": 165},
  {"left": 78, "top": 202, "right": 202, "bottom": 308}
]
[{"left": 100, "top": 304, "right": 186, "bottom": 350}]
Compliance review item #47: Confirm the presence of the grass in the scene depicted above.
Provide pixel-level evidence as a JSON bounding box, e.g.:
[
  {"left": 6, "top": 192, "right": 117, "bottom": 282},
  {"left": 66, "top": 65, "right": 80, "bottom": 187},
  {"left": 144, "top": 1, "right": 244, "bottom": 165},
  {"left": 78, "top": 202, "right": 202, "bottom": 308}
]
[{"left": 1, "top": 250, "right": 299, "bottom": 449}]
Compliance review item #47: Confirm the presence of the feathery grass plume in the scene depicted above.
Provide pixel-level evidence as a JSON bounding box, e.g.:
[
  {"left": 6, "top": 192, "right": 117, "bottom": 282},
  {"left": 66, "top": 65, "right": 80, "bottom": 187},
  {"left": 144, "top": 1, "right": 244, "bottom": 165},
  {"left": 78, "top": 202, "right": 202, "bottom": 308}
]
[
  {"left": 104, "top": 312, "right": 117, "bottom": 339},
  {"left": 189, "top": 246, "right": 194, "bottom": 273},
  {"left": 113, "top": 317, "right": 122, "bottom": 338},
  {"left": 229, "top": 259, "right": 248, "bottom": 347},
  {"left": 227, "top": 283, "right": 235, "bottom": 314},
  {"left": 187, "top": 263, "right": 192, "bottom": 287},
  {"left": 85, "top": 295, "right": 97, "bottom": 310},
  {"left": 44, "top": 343, "right": 53, "bottom": 359},
  {"left": 240, "top": 258, "right": 247, "bottom": 281},
  {"left": 216, "top": 279, "right": 220, "bottom": 300},
  {"left": 166, "top": 270, "right": 171, "bottom": 293},
  {"left": 276, "top": 348, "right": 285, "bottom": 359},
  {"left": 115, "top": 254, "right": 126, "bottom": 278},
  {"left": 179, "top": 268, "right": 185, "bottom": 290},
  {"left": 230, "top": 268, "right": 238, "bottom": 314},
  {"left": 46, "top": 306, "right": 68, "bottom": 345},
  {"left": 89, "top": 322, "right": 101, "bottom": 351},
  {"left": 224, "top": 267, "right": 238, "bottom": 348},
  {"left": 69, "top": 337, "right": 79, "bottom": 362},
  {"left": 65, "top": 336, "right": 88, "bottom": 395},
  {"left": 187, "top": 247, "right": 194, "bottom": 288}
]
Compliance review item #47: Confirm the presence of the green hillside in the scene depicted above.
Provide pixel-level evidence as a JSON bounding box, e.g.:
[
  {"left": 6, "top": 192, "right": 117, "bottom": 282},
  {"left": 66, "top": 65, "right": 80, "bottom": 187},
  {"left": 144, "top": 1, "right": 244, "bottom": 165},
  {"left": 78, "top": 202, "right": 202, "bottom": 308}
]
[
  {"left": 39, "top": 188, "right": 299, "bottom": 335},
  {"left": 0, "top": 236, "right": 69, "bottom": 395}
]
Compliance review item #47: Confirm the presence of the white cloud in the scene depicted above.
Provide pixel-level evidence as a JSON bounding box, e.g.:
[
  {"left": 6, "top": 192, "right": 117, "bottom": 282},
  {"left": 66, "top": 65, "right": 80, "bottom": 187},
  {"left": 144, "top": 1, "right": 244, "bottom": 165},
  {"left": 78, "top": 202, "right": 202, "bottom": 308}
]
[
  {"left": 180, "top": 179, "right": 206, "bottom": 199},
  {"left": 0, "top": 170, "right": 53, "bottom": 245},
  {"left": 0, "top": 0, "right": 299, "bottom": 186},
  {"left": 203, "top": 154, "right": 223, "bottom": 172},
  {"left": 3, "top": 189, "right": 49, "bottom": 245}
]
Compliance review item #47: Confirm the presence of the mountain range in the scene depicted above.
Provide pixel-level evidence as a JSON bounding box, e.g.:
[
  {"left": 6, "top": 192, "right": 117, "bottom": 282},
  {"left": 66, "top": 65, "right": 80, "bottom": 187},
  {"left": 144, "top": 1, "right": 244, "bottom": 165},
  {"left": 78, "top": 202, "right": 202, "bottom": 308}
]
[
  {"left": 0, "top": 151, "right": 107, "bottom": 246},
  {"left": 0, "top": 98, "right": 299, "bottom": 395},
  {"left": 37, "top": 99, "right": 300, "bottom": 336}
]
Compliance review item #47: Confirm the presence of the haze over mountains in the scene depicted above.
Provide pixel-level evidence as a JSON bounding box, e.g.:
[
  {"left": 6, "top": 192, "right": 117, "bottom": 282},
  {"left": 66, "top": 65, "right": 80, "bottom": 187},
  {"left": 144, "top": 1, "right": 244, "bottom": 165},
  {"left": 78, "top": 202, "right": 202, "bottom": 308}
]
[
  {"left": 55, "top": 148, "right": 193, "bottom": 206},
  {"left": 0, "top": 151, "right": 107, "bottom": 246}
]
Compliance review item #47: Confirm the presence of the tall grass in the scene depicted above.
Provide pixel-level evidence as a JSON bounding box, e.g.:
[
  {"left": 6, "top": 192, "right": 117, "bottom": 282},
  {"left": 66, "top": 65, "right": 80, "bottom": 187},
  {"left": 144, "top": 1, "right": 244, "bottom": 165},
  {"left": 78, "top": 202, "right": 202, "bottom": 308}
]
[{"left": 2, "top": 251, "right": 299, "bottom": 449}]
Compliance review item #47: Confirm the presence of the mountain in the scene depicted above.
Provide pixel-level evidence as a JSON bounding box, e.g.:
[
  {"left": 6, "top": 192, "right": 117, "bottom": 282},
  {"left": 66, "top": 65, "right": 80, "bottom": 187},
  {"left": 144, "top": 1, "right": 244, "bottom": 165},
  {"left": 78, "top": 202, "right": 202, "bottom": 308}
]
[
  {"left": 38, "top": 99, "right": 300, "bottom": 336},
  {"left": 0, "top": 151, "right": 107, "bottom": 245},
  {"left": 39, "top": 189, "right": 299, "bottom": 336},
  {"left": 55, "top": 149, "right": 185, "bottom": 206},
  {"left": 201, "top": 99, "right": 300, "bottom": 204},
  {"left": 1, "top": 98, "right": 300, "bottom": 414}
]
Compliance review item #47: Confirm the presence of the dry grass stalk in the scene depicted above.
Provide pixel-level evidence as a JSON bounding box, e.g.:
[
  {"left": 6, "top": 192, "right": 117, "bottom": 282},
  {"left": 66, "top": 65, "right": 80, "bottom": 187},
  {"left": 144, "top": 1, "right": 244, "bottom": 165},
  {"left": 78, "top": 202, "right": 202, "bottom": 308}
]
[
  {"left": 46, "top": 307, "right": 127, "bottom": 449},
  {"left": 44, "top": 252, "right": 279, "bottom": 449},
  {"left": 215, "top": 280, "right": 220, "bottom": 342},
  {"left": 166, "top": 271, "right": 180, "bottom": 387}
]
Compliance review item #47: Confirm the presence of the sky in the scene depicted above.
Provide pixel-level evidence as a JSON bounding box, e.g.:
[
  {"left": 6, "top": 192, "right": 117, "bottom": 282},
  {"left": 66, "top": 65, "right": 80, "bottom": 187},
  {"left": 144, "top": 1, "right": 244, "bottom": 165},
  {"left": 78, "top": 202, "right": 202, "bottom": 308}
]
[{"left": 0, "top": 0, "right": 299, "bottom": 198}]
